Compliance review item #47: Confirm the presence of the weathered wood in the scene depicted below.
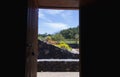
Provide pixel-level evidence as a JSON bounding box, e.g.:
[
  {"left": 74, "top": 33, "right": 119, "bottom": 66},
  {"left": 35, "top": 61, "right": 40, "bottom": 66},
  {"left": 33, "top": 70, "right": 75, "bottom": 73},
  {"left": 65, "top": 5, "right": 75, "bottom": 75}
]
[
  {"left": 37, "top": 0, "right": 95, "bottom": 9},
  {"left": 25, "top": 0, "right": 38, "bottom": 77},
  {"left": 80, "top": 0, "right": 96, "bottom": 7},
  {"left": 38, "top": 0, "right": 79, "bottom": 9}
]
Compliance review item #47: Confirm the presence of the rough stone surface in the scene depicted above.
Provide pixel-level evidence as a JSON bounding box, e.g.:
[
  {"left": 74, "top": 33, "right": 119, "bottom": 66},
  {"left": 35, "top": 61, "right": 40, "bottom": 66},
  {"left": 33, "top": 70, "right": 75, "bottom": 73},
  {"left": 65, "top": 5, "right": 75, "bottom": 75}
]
[
  {"left": 38, "top": 40, "right": 79, "bottom": 59},
  {"left": 37, "top": 40, "right": 79, "bottom": 72},
  {"left": 37, "top": 61, "right": 80, "bottom": 72}
]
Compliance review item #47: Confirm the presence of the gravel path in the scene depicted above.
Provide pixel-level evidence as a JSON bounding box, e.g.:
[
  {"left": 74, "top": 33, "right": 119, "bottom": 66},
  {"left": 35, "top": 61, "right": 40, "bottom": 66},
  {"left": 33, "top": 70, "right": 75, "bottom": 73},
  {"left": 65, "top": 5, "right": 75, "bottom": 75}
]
[{"left": 37, "top": 72, "right": 80, "bottom": 77}]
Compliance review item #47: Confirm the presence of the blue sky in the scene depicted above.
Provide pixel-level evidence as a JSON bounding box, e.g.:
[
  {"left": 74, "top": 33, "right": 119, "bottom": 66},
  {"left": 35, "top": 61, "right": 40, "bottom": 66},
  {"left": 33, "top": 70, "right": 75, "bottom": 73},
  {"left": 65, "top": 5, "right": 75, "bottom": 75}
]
[{"left": 38, "top": 9, "right": 79, "bottom": 34}]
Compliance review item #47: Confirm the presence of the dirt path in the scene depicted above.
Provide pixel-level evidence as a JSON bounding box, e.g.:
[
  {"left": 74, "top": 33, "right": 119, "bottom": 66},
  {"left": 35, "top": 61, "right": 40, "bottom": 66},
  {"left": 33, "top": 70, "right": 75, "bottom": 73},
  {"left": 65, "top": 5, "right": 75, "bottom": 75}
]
[{"left": 37, "top": 72, "right": 80, "bottom": 77}]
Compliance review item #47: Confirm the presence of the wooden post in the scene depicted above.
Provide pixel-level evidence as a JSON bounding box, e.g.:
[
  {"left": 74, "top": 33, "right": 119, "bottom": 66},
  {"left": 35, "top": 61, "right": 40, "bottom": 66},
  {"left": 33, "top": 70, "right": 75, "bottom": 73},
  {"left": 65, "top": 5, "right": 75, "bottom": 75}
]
[{"left": 25, "top": 0, "right": 38, "bottom": 77}]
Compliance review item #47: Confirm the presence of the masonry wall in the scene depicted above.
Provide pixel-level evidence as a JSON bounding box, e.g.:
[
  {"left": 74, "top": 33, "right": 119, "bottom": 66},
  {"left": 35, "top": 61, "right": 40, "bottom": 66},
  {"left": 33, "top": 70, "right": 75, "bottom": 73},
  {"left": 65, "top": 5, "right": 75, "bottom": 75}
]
[
  {"left": 37, "top": 40, "right": 79, "bottom": 71},
  {"left": 38, "top": 40, "right": 79, "bottom": 59},
  {"left": 37, "top": 61, "right": 79, "bottom": 72}
]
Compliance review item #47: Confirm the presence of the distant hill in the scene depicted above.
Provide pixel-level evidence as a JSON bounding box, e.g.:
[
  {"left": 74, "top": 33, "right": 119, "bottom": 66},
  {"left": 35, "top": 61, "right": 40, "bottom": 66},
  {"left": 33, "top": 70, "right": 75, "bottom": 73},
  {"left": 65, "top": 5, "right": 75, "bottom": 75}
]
[
  {"left": 38, "top": 25, "right": 79, "bottom": 41},
  {"left": 59, "top": 26, "right": 79, "bottom": 39}
]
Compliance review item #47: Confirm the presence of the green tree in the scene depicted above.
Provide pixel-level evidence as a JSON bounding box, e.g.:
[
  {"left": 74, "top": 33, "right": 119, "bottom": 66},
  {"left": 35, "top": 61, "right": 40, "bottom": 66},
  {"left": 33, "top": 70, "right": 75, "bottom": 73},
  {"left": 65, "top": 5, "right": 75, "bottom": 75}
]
[
  {"left": 45, "top": 36, "right": 52, "bottom": 42},
  {"left": 51, "top": 33, "right": 65, "bottom": 42},
  {"left": 60, "top": 26, "right": 79, "bottom": 39},
  {"left": 75, "top": 34, "right": 79, "bottom": 44}
]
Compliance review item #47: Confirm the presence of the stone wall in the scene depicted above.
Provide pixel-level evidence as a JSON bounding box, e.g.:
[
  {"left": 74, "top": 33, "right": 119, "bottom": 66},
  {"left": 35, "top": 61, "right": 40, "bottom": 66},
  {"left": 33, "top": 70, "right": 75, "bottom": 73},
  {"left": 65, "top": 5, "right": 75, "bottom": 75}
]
[
  {"left": 37, "top": 40, "right": 80, "bottom": 72},
  {"left": 68, "top": 44, "right": 79, "bottom": 48},
  {"left": 37, "top": 61, "right": 79, "bottom": 72},
  {"left": 38, "top": 40, "right": 79, "bottom": 59}
]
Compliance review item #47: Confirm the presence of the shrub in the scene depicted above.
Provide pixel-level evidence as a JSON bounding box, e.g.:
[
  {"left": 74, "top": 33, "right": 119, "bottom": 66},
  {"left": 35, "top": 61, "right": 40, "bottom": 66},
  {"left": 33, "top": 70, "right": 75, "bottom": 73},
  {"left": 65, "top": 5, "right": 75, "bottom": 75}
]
[{"left": 54, "top": 41, "right": 72, "bottom": 51}]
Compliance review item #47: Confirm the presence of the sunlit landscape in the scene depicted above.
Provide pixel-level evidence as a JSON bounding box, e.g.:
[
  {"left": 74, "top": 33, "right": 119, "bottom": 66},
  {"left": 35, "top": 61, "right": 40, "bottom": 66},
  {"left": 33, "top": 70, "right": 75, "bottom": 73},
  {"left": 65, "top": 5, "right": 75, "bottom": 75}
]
[{"left": 37, "top": 9, "right": 79, "bottom": 77}]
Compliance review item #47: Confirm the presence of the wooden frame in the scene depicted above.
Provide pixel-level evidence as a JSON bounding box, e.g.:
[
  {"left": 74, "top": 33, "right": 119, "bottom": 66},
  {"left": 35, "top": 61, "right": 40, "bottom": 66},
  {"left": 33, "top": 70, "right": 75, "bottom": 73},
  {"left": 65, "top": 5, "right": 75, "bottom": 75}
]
[
  {"left": 26, "top": 0, "right": 95, "bottom": 77},
  {"left": 25, "top": 0, "right": 38, "bottom": 77},
  {"left": 37, "top": 0, "right": 79, "bottom": 9}
]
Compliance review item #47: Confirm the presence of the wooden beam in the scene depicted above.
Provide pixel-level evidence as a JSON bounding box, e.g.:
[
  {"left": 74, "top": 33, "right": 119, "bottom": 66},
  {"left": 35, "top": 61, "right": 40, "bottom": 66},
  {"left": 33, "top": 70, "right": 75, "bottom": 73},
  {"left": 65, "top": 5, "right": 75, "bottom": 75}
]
[
  {"left": 37, "top": 0, "right": 96, "bottom": 9},
  {"left": 80, "top": 0, "right": 96, "bottom": 7},
  {"left": 38, "top": 0, "right": 79, "bottom": 9}
]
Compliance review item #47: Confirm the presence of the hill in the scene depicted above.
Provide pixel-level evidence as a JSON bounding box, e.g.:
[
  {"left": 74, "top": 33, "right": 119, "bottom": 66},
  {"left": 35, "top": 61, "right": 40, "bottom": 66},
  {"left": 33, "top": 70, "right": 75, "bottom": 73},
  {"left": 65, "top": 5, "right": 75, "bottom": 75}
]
[{"left": 59, "top": 26, "right": 79, "bottom": 39}]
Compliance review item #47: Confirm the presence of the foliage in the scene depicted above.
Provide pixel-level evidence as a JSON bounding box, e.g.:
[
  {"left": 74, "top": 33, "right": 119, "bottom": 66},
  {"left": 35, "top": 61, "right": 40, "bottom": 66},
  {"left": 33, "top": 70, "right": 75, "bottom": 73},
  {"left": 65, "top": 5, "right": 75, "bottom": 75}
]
[
  {"left": 38, "top": 33, "right": 52, "bottom": 38},
  {"left": 38, "top": 36, "right": 44, "bottom": 41},
  {"left": 54, "top": 41, "right": 72, "bottom": 51},
  {"left": 45, "top": 36, "right": 52, "bottom": 42},
  {"left": 60, "top": 26, "right": 79, "bottom": 39},
  {"left": 43, "top": 36, "right": 72, "bottom": 51},
  {"left": 51, "top": 33, "right": 65, "bottom": 42},
  {"left": 75, "top": 34, "right": 79, "bottom": 44},
  {"left": 64, "top": 39, "right": 77, "bottom": 44},
  {"left": 38, "top": 25, "right": 79, "bottom": 44}
]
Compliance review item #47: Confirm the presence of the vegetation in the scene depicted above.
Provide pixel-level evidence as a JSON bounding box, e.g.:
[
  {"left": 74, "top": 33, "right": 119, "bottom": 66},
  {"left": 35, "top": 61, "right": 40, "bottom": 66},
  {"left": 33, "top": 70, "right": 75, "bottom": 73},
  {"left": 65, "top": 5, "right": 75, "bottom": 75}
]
[
  {"left": 41, "top": 36, "right": 72, "bottom": 51},
  {"left": 54, "top": 41, "right": 72, "bottom": 51},
  {"left": 51, "top": 33, "right": 65, "bottom": 42},
  {"left": 38, "top": 26, "right": 79, "bottom": 44},
  {"left": 59, "top": 26, "right": 79, "bottom": 39},
  {"left": 64, "top": 39, "right": 78, "bottom": 44},
  {"left": 38, "top": 26, "right": 79, "bottom": 51}
]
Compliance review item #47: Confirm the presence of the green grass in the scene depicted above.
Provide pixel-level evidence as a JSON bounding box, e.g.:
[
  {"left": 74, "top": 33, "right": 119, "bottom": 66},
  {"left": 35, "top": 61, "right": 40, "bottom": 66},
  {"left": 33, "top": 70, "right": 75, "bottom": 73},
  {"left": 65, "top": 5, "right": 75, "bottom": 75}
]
[
  {"left": 64, "top": 39, "right": 79, "bottom": 44},
  {"left": 38, "top": 36, "right": 79, "bottom": 44},
  {"left": 64, "top": 40, "right": 76, "bottom": 44}
]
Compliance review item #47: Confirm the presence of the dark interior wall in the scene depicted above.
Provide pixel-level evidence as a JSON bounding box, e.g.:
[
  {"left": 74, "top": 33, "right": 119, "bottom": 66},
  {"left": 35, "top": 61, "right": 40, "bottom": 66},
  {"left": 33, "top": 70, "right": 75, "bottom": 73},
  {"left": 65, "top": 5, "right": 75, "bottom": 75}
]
[
  {"left": 81, "top": 1, "right": 120, "bottom": 77},
  {"left": 81, "top": 2, "right": 111, "bottom": 77},
  {"left": 1, "top": 0, "right": 27, "bottom": 77},
  {"left": 81, "top": 3, "right": 98, "bottom": 77},
  {"left": 1, "top": 0, "right": 119, "bottom": 77}
]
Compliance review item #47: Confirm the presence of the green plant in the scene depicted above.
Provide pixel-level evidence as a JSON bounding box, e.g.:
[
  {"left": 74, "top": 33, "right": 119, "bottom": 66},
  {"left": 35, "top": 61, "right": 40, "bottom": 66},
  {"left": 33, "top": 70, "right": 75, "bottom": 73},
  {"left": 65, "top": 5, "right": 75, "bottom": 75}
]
[
  {"left": 45, "top": 36, "right": 52, "bottom": 41},
  {"left": 51, "top": 33, "right": 65, "bottom": 41},
  {"left": 54, "top": 41, "right": 72, "bottom": 51}
]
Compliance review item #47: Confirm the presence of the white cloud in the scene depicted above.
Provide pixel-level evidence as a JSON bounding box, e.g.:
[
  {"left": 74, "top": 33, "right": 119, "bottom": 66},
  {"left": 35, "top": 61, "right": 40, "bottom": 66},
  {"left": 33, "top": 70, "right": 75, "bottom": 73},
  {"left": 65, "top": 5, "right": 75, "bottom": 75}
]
[
  {"left": 38, "top": 10, "right": 52, "bottom": 22},
  {"left": 44, "top": 22, "right": 70, "bottom": 30},
  {"left": 38, "top": 9, "right": 45, "bottom": 18},
  {"left": 46, "top": 10, "right": 65, "bottom": 15},
  {"left": 61, "top": 11, "right": 73, "bottom": 19},
  {"left": 38, "top": 22, "right": 71, "bottom": 34},
  {"left": 60, "top": 11, "right": 74, "bottom": 24},
  {"left": 38, "top": 12, "right": 45, "bottom": 18},
  {"left": 38, "top": 9, "right": 79, "bottom": 34}
]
